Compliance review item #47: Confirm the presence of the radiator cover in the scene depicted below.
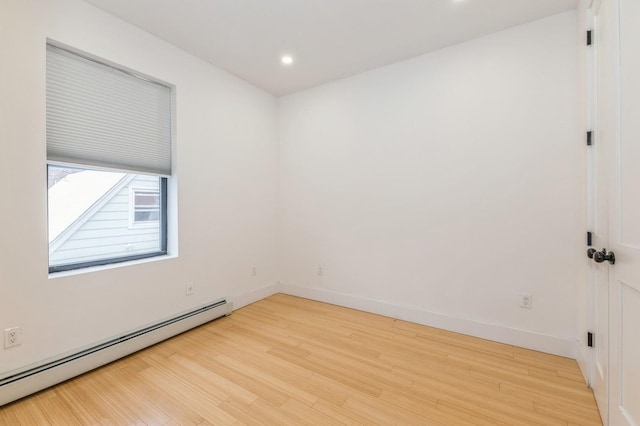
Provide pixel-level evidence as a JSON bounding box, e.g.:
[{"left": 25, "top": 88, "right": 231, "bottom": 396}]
[{"left": 0, "top": 299, "right": 231, "bottom": 407}]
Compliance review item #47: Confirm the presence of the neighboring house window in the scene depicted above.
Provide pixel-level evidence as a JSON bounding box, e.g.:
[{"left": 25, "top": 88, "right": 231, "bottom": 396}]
[
  {"left": 46, "top": 43, "right": 172, "bottom": 273},
  {"left": 131, "top": 188, "right": 161, "bottom": 225}
]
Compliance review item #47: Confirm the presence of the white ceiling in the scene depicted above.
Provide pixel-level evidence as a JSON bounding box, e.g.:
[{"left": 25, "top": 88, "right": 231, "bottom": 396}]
[{"left": 84, "top": 0, "right": 579, "bottom": 96}]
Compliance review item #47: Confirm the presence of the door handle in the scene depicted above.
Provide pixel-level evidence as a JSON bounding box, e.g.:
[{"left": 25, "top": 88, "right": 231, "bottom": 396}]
[{"left": 591, "top": 248, "right": 616, "bottom": 265}]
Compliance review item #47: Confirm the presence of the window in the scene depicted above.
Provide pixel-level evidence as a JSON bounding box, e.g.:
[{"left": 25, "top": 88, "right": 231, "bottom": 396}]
[
  {"left": 46, "top": 43, "right": 172, "bottom": 273},
  {"left": 132, "top": 189, "right": 161, "bottom": 224},
  {"left": 48, "top": 166, "right": 167, "bottom": 271}
]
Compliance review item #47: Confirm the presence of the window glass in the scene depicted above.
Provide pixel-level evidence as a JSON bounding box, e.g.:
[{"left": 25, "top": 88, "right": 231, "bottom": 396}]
[{"left": 48, "top": 165, "right": 166, "bottom": 272}]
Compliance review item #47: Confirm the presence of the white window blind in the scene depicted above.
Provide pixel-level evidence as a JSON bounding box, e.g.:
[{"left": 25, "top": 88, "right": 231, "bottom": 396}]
[{"left": 46, "top": 44, "right": 172, "bottom": 176}]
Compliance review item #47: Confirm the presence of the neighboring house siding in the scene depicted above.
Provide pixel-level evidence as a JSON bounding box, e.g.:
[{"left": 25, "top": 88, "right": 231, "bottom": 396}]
[{"left": 49, "top": 175, "right": 161, "bottom": 266}]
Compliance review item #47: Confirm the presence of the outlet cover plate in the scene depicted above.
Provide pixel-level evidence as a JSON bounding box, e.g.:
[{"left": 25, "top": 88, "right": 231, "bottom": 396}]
[
  {"left": 186, "top": 282, "right": 195, "bottom": 296},
  {"left": 4, "top": 327, "right": 22, "bottom": 349},
  {"left": 520, "top": 294, "right": 532, "bottom": 309}
]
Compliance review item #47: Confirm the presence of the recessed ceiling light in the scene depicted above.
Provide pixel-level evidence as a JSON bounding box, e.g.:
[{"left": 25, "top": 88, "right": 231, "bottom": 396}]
[{"left": 281, "top": 55, "right": 294, "bottom": 66}]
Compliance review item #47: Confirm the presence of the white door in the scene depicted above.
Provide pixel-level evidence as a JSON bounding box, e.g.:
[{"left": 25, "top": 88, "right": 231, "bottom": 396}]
[
  {"left": 607, "top": 0, "right": 640, "bottom": 424},
  {"left": 588, "top": 1, "right": 613, "bottom": 420}
]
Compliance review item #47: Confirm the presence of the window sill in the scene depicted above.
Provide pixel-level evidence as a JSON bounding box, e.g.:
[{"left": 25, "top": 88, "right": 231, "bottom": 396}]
[{"left": 48, "top": 253, "right": 177, "bottom": 279}]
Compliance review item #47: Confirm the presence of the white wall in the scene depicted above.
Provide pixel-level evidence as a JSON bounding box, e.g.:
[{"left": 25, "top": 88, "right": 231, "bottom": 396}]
[
  {"left": 278, "top": 11, "right": 585, "bottom": 357},
  {"left": 0, "top": 0, "right": 278, "bottom": 374}
]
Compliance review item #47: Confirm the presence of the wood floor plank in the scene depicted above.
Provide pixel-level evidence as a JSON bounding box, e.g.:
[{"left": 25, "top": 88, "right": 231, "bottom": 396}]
[
  {"left": 0, "top": 294, "right": 602, "bottom": 425},
  {"left": 311, "top": 398, "right": 375, "bottom": 425},
  {"left": 8, "top": 398, "right": 50, "bottom": 426},
  {"left": 342, "top": 393, "right": 432, "bottom": 425},
  {"left": 33, "top": 392, "right": 84, "bottom": 426},
  {"left": 54, "top": 380, "right": 105, "bottom": 425}
]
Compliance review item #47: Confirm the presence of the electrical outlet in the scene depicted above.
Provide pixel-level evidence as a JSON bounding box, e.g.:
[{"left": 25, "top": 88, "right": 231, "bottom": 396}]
[
  {"left": 186, "top": 282, "right": 195, "bottom": 296},
  {"left": 4, "top": 327, "right": 22, "bottom": 349},
  {"left": 252, "top": 266, "right": 257, "bottom": 276},
  {"left": 318, "top": 265, "right": 324, "bottom": 276},
  {"left": 520, "top": 293, "right": 532, "bottom": 309}
]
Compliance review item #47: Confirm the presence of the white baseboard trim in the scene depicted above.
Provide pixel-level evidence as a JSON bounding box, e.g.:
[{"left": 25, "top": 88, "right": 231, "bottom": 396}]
[
  {"left": 278, "top": 283, "right": 577, "bottom": 359},
  {"left": 232, "top": 282, "right": 280, "bottom": 311}
]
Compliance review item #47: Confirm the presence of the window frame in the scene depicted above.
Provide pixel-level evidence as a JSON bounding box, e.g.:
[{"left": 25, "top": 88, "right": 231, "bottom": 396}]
[{"left": 47, "top": 169, "right": 168, "bottom": 274}]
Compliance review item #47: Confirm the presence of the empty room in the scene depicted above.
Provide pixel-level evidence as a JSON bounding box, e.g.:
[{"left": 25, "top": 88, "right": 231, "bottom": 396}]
[{"left": 0, "top": 0, "right": 638, "bottom": 424}]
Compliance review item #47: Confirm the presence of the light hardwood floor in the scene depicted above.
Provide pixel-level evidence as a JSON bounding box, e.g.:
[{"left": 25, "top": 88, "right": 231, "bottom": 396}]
[{"left": 0, "top": 294, "right": 601, "bottom": 425}]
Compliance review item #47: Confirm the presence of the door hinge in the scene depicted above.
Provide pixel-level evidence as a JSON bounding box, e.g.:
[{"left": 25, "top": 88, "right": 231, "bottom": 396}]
[
  {"left": 587, "top": 30, "right": 593, "bottom": 46},
  {"left": 588, "top": 332, "right": 594, "bottom": 348},
  {"left": 587, "top": 131, "right": 593, "bottom": 146},
  {"left": 587, "top": 231, "right": 592, "bottom": 246}
]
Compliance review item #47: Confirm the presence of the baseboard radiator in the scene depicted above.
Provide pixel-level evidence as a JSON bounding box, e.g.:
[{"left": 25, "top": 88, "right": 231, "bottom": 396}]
[{"left": 0, "top": 299, "right": 232, "bottom": 407}]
